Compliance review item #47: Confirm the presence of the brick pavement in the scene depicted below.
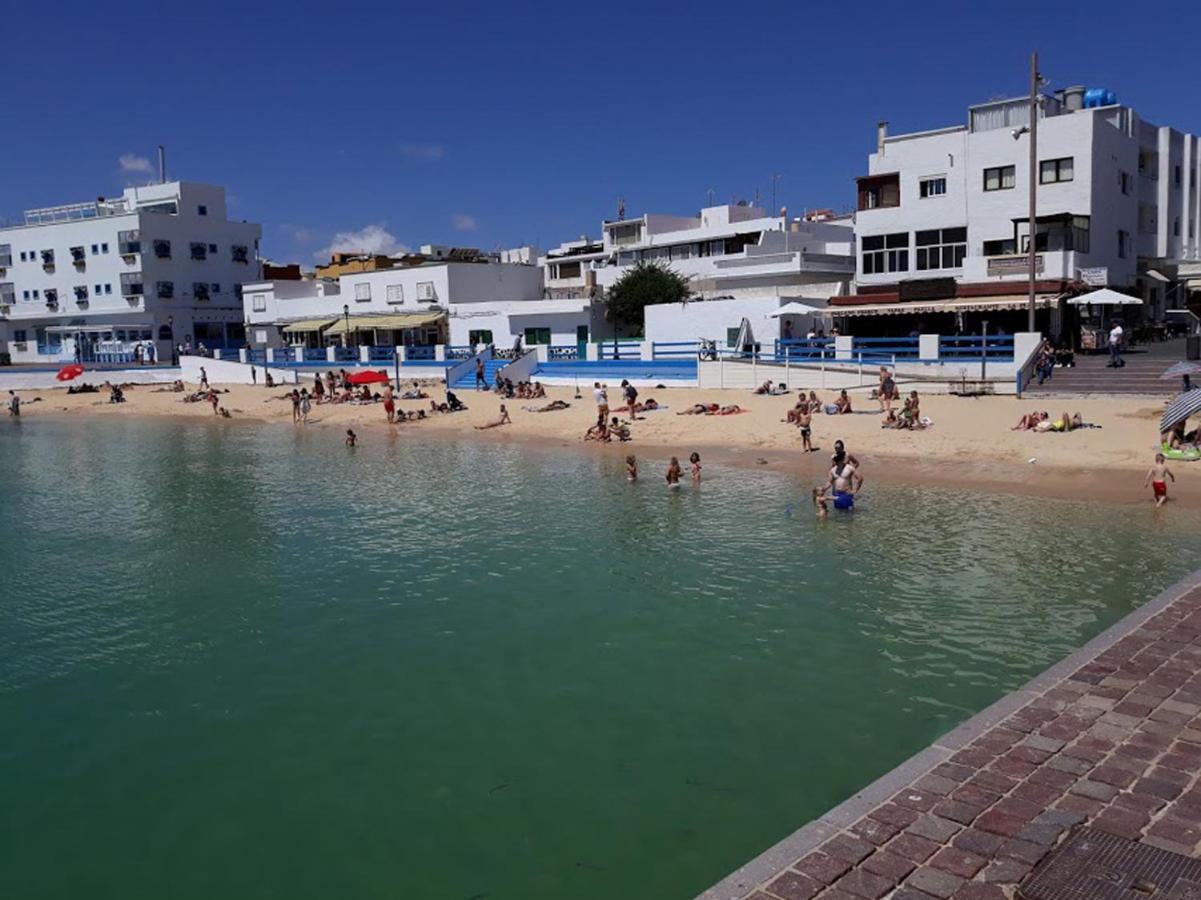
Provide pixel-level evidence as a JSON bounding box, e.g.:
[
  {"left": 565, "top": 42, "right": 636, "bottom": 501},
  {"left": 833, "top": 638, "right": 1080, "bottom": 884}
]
[{"left": 702, "top": 576, "right": 1201, "bottom": 900}]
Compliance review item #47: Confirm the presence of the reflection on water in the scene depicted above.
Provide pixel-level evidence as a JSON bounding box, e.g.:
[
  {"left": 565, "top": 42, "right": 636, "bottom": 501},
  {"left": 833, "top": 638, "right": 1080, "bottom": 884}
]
[{"left": 1, "top": 418, "right": 1197, "bottom": 899}]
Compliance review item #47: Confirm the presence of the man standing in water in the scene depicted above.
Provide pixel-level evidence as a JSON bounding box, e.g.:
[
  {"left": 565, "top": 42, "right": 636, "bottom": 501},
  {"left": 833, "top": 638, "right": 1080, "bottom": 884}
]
[
  {"left": 828, "top": 440, "right": 863, "bottom": 510},
  {"left": 7, "top": 390, "right": 20, "bottom": 417}
]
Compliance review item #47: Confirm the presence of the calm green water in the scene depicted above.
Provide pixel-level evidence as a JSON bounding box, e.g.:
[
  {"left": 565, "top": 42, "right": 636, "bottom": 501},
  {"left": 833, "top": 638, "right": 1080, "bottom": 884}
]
[{"left": 1, "top": 417, "right": 1198, "bottom": 899}]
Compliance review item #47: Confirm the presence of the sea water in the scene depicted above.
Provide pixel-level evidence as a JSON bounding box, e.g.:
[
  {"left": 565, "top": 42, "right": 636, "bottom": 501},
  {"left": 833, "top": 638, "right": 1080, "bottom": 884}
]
[{"left": 1, "top": 417, "right": 1198, "bottom": 899}]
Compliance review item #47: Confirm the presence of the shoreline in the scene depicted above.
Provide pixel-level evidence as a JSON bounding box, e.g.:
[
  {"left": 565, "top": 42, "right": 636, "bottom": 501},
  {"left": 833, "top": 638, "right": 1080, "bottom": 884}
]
[{"left": 11, "top": 381, "right": 1196, "bottom": 506}]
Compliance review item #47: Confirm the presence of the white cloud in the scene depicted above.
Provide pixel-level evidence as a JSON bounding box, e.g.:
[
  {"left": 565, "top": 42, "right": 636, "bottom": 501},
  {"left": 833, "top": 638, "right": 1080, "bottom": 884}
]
[
  {"left": 118, "top": 153, "right": 153, "bottom": 174},
  {"left": 314, "top": 223, "right": 412, "bottom": 261},
  {"left": 451, "top": 213, "right": 479, "bottom": 232},
  {"left": 399, "top": 141, "right": 444, "bottom": 160}
]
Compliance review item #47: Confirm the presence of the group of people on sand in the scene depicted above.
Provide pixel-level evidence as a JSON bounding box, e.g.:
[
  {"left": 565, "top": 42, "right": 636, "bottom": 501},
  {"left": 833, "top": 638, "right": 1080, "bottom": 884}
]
[
  {"left": 585, "top": 416, "right": 631, "bottom": 443},
  {"left": 381, "top": 381, "right": 466, "bottom": 424},
  {"left": 1163, "top": 419, "right": 1200, "bottom": 452},
  {"left": 677, "top": 403, "right": 743, "bottom": 416},
  {"left": 492, "top": 375, "right": 545, "bottom": 400}
]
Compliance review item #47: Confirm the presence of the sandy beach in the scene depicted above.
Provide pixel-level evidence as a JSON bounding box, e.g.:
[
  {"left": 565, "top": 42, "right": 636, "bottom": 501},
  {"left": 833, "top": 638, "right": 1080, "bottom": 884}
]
[{"left": 14, "top": 375, "right": 1196, "bottom": 506}]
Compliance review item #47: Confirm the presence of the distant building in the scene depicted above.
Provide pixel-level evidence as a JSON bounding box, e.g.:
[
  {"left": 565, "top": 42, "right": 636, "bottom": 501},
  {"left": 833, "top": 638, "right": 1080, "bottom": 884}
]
[
  {"left": 840, "top": 85, "right": 1201, "bottom": 334},
  {"left": 0, "top": 180, "right": 260, "bottom": 363},
  {"left": 314, "top": 253, "right": 396, "bottom": 280},
  {"left": 261, "top": 261, "right": 304, "bottom": 280}
]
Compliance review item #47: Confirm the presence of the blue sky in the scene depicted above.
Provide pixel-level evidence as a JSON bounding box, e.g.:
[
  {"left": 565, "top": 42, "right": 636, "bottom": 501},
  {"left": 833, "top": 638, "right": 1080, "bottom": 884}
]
[{"left": 3, "top": 0, "right": 1200, "bottom": 263}]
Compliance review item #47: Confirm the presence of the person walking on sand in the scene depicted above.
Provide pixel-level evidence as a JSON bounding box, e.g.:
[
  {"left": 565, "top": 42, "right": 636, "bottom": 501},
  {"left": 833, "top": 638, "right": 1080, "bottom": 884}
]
[
  {"left": 797, "top": 402, "right": 814, "bottom": 453},
  {"left": 300, "top": 389, "right": 312, "bottom": 424},
  {"left": 593, "top": 382, "right": 609, "bottom": 422},
  {"left": 7, "top": 390, "right": 20, "bottom": 417},
  {"left": 475, "top": 357, "right": 486, "bottom": 391},
  {"left": 1144, "top": 453, "right": 1175, "bottom": 507},
  {"left": 199, "top": 366, "right": 209, "bottom": 390},
  {"left": 1108, "top": 320, "right": 1125, "bottom": 368}
]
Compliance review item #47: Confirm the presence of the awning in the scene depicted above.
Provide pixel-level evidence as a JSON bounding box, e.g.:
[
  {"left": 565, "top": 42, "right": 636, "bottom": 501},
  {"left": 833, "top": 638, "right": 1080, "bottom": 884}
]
[
  {"left": 1064, "top": 288, "right": 1143, "bottom": 306},
  {"left": 1144, "top": 269, "right": 1170, "bottom": 283},
  {"left": 324, "top": 312, "right": 445, "bottom": 336},
  {"left": 832, "top": 294, "right": 1063, "bottom": 317},
  {"left": 281, "top": 317, "right": 338, "bottom": 334},
  {"left": 769, "top": 301, "right": 827, "bottom": 317}
]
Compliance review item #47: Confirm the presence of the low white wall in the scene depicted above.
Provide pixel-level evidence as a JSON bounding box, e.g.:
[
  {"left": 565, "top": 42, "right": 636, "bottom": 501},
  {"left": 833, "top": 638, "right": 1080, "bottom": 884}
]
[
  {"left": 645, "top": 296, "right": 794, "bottom": 347},
  {"left": 498, "top": 350, "right": 540, "bottom": 383},
  {"left": 179, "top": 356, "right": 297, "bottom": 386},
  {"left": 0, "top": 368, "right": 181, "bottom": 391},
  {"left": 698, "top": 359, "right": 1017, "bottom": 394}
]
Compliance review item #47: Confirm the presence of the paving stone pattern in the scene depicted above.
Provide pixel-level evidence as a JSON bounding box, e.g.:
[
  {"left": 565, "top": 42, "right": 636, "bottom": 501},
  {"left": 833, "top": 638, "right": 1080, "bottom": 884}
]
[{"left": 744, "top": 585, "right": 1201, "bottom": 900}]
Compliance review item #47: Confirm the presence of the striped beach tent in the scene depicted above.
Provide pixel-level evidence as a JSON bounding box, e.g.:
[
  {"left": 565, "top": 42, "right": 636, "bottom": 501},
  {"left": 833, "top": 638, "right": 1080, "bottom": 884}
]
[{"left": 1160, "top": 388, "right": 1201, "bottom": 433}]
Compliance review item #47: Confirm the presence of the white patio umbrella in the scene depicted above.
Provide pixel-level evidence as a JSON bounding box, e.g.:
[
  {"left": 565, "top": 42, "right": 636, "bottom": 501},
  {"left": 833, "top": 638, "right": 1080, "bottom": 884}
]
[
  {"left": 1065, "top": 289, "right": 1143, "bottom": 306},
  {"left": 769, "top": 301, "right": 827, "bottom": 317}
]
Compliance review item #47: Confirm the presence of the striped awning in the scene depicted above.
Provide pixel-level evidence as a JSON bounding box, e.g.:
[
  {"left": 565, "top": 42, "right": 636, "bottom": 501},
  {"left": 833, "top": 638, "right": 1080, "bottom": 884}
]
[
  {"left": 832, "top": 294, "right": 1064, "bottom": 317},
  {"left": 323, "top": 312, "right": 445, "bottom": 336},
  {"left": 280, "top": 317, "right": 338, "bottom": 334}
]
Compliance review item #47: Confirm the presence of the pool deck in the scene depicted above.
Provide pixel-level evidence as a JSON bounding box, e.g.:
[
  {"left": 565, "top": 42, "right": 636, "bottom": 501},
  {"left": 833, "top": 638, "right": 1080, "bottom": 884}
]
[{"left": 701, "top": 569, "right": 1201, "bottom": 900}]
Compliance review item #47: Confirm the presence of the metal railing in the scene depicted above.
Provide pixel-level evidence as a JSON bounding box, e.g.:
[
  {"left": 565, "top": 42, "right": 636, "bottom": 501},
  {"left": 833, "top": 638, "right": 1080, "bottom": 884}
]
[
  {"left": 651, "top": 341, "right": 696, "bottom": 359},
  {"left": 939, "top": 335, "right": 1015, "bottom": 361},
  {"left": 774, "top": 339, "right": 834, "bottom": 361},
  {"left": 368, "top": 346, "right": 395, "bottom": 363},
  {"left": 598, "top": 340, "right": 642, "bottom": 360},
  {"left": 406, "top": 345, "right": 436, "bottom": 360}
]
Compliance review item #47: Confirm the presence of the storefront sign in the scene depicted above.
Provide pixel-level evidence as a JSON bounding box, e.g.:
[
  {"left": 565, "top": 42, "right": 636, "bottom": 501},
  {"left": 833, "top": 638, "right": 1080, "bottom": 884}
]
[
  {"left": 1078, "top": 266, "right": 1108, "bottom": 286},
  {"left": 987, "top": 254, "right": 1044, "bottom": 276}
]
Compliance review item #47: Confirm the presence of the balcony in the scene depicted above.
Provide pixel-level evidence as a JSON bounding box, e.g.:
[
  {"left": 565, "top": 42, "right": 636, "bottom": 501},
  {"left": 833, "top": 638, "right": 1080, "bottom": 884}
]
[
  {"left": 44, "top": 289, "right": 58, "bottom": 308},
  {"left": 857, "top": 173, "right": 900, "bottom": 211},
  {"left": 70, "top": 246, "right": 86, "bottom": 268},
  {"left": 41, "top": 250, "right": 55, "bottom": 271},
  {"left": 118, "top": 230, "right": 141, "bottom": 256},
  {"left": 120, "top": 274, "right": 144, "bottom": 298},
  {"left": 74, "top": 286, "right": 88, "bottom": 301}
]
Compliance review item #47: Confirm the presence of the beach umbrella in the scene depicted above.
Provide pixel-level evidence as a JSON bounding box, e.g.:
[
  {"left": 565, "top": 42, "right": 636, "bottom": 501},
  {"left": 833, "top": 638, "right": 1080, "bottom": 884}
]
[
  {"left": 55, "top": 364, "right": 84, "bottom": 382},
  {"left": 347, "top": 370, "right": 390, "bottom": 385},
  {"left": 1159, "top": 388, "right": 1201, "bottom": 434},
  {"left": 1160, "top": 361, "right": 1201, "bottom": 380}
]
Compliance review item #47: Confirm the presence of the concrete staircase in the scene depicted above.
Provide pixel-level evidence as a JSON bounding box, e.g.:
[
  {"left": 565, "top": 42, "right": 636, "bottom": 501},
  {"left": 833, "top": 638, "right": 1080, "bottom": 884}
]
[
  {"left": 450, "top": 358, "right": 507, "bottom": 390},
  {"left": 1024, "top": 338, "right": 1188, "bottom": 396}
]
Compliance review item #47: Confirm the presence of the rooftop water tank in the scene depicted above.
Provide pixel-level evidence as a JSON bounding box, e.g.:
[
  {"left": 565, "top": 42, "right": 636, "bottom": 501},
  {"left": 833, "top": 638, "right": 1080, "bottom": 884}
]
[{"left": 1083, "top": 88, "right": 1116, "bottom": 108}]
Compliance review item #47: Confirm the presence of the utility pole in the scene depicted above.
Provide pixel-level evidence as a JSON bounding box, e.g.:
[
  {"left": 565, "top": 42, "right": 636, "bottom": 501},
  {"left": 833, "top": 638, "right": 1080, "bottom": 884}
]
[
  {"left": 771, "top": 173, "right": 781, "bottom": 213},
  {"left": 1027, "top": 51, "right": 1039, "bottom": 333}
]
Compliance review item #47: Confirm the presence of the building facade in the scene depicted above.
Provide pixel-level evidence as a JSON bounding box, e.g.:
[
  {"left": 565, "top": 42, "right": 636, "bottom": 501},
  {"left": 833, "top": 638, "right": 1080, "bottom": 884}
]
[
  {"left": 844, "top": 86, "right": 1200, "bottom": 331},
  {"left": 0, "top": 181, "right": 261, "bottom": 363}
]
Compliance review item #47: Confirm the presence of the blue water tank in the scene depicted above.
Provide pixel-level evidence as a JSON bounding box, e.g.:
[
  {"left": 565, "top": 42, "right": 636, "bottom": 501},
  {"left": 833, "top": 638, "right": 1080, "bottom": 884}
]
[{"left": 1084, "top": 88, "right": 1116, "bottom": 108}]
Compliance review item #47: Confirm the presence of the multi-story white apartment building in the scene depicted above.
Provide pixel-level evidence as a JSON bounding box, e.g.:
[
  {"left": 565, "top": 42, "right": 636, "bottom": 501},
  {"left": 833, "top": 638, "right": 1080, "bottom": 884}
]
[
  {"left": 842, "top": 86, "right": 1200, "bottom": 330},
  {"left": 0, "top": 181, "right": 261, "bottom": 363},
  {"left": 542, "top": 204, "right": 854, "bottom": 303}
]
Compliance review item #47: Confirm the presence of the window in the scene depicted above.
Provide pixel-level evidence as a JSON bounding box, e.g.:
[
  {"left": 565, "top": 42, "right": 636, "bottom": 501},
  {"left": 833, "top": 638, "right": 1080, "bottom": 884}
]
[
  {"left": 354, "top": 282, "right": 371, "bottom": 301},
  {"left": 1175, "top": 217, "right": 1181, "bottom": 237},
  {"left": 670, "top": 244, "right": 693, "bottom": 260},
  {"left": 1175, "top": 165, "right": 1182, "bottom": 185},
  {"left": 385, "top": 284, "right": 404, "bottom": 304},
  {"left": 231, "top": 245, "right": 249, "bottom": 263},
  {"left": 100, "top": 243, "right": 108, "bottom": 253},
  {"left": 156, "top": 281, "right": 175, "bottom": 299},
  {"left": 118, "top": 230, "right": 140, "bottom": 254},
  {"left": 860, "top": 232, "right": 909, "bottom": 274},
  {"left": 726, "top": 327, "right": 741, "bottom": 348},
  {"left": 13, "top": 329, "right": 26, "bottom": 342},
  {"left": 190, "top": 242, "right": 207, "bottom": 260},
  {"left": 1118, "top": 230, "right": 1131, "bottom": 259},
  {"left": 857, "top": 173, "right": 900, "bottom": 210},
  {"left": 983, "top": 165, "right": 1015, "bottom": 191},
  {"left": 153, "top": 239, "right": 172, "bottom": 259},
  {"left": 915, "top": 227, "right": 967, "bottom": 270},
  {"left": 416, "top": 281, "right": 437, "bottom": 301},
  {"left": 1039, "top": 157, "right": 1074, "bottom": 184},
  {"left": 32, "top": 290, "right": 39, "bottom": 299},
  {"left": 523, "top": 327, "right": 551, "bottom": 345},
  {"left": 74, "top": 285, "right": 88, "bottom": 299},
  {"left": 1119, "top": 170, "right": 1132, "bottom": 195},
  {"left": 44, "top": 289, "right": 58, "bottom": 305},
  {"left": 251, "top": 293, "right": 267, "bottom": 312},
  {"left": 19, "top": 252, "right": 26, "bottom": 262},
  {"left": 193, "top": 282, "right": 210, "bottom": 301},
  {"left": 211, "top": 283, "right": 220, "bottom": 294},
  {"left": 208, "top": 243, "right": 218, "bottom": 254},
  {"left": 468, "top": 330, "right": 493, "bottom": 345},
  {"left": 94, "top": 283, "right": 103, "bottom": 294},
  {"left": 198, "top": 204, "right": 208, "bottom": 216},
  {"left": 41, "top": 249, "right": 55, "bottom": 266},
  {"left": 0, "top": 281, "right": 12, "bottom": 303},
  {"left": 91, "top": 243, "right": 99, "bottom": 254},
  {"left": 919, "top": 177, "right": 947, "bottom": 198},
  {"left": 104, "top": 283, "right": 112, "bottom": 295},
  {"left": 23, "top": 290, "right": 31, "bottom": 300},
  {"left": 983, "top": 239, "right": 1016, "bottom": 256}
]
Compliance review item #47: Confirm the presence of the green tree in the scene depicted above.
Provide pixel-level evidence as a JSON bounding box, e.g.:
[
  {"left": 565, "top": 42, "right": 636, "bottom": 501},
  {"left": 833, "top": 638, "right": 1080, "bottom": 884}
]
[{"left": 603, "top": 262, "right": 691, "bottom": 335}]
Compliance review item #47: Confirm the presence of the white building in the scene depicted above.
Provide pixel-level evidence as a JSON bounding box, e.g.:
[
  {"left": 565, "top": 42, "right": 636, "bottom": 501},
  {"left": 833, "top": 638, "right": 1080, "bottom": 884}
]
[
  {"left": 243, "top": 246, "right": 553, "bottom": 350},
  {"left": 542, "top": 204, "right": 854, "bottom": 306},
  {"left": 0, "top": 181, "right": 261, "bottom": 363},
  {"left": 843, "top": 85, "right": 1200, "bottom": 330}
]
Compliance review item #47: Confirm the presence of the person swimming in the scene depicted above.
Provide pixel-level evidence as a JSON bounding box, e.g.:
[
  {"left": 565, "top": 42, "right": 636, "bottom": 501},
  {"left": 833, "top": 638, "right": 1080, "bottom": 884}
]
[{"left": 666, "top": 456, "right": 682, "bottom": 487}]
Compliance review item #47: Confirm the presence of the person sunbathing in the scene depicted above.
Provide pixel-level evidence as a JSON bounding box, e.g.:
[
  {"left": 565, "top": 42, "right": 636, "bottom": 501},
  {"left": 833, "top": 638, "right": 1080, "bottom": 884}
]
[
  {"left": 754, "top": 380, "right": 774, "bottom": 395},
  {"left": 712, "top": 404, "right": 743, "bottom": 415},
  {"left": 641, "top": 398, "right": 659, "bottom": 410},
  {"left": 475, "top": 404, "right": 512, "bottom": 429},
  {"left": 1012, "top": 410, "right": 1042, "bottom": 430},
  {"left": 526, "top": 399, "right": 571, "bottom": 412},
  {"left": 430, "top": 399, "right": 450, "bottom": 414},
  {"left": 678, "top": 403, "right": 719, "bottom": 415}
]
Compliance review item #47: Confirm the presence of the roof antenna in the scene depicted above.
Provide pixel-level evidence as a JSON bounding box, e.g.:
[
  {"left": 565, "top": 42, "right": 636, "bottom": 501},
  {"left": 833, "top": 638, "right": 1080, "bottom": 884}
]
[{"left": 157, "top": 145, "right": 167, "bottom": 184}]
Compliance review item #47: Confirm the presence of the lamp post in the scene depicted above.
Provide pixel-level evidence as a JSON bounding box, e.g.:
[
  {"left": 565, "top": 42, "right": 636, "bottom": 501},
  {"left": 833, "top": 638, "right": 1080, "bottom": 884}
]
[
  {"left": 342, "top": 303, "right": 350, "bottom": 352},
  {"left": 168, "top": 315, "right": 176, "bottom": 365},
  {"left": 1026, "top": 52, "right": 1041, "bottom": 334}
]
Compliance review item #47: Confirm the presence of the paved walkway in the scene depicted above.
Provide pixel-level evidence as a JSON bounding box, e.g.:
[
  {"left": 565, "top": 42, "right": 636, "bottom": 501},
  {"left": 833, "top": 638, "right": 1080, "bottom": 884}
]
[{"left": 702, "top": 572, "right": 1201, "bottom": 900}]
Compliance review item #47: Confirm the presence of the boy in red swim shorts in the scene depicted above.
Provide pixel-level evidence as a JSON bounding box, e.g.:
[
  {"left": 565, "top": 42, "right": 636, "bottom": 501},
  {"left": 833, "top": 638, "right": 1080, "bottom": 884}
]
[{"left": 1144, "top": 452, "right": 1175, "bottom": 507}]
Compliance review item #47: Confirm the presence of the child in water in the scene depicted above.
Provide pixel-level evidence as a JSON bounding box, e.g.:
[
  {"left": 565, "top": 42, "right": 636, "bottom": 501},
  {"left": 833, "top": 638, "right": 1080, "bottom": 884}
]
[
  {"left": 665, "top": 456, "right": 682, "bottom": 487},
  {"left": 626, "top": 455, "right": 638, "bottom": 481},
  {"left": 1144, "top": 452, "right": 1174, "bottom": 506},
  {"left": 689, "top": 451, "right": 702, "bottom": 482},
  {"left": 812, "top": 486, "right": 829, "bottom": 519},
  {"left": 345, "top": 429, "right": 357, "bottom": 447}
]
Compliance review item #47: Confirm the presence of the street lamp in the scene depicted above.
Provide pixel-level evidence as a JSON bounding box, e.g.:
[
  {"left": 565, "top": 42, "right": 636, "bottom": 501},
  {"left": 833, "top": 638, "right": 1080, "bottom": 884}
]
[
  {"left": 168, "top": 315, "right": 176, "bottom": 365},
  {"left": 342, "top": 303, "right": 350, "bottom": 352},
  {"left": 1013, "top": 52, "right": 1048, "bottom": 333}
]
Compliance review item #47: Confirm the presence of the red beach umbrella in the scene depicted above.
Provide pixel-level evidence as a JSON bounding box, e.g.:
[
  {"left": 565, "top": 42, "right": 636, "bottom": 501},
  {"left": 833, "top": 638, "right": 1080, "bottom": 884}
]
[
  {"left": 56, "top": 364, "right": 85, "bottom": 382},
  {"left": 347, "top": 370, "right": 390, "bottom": 385}
]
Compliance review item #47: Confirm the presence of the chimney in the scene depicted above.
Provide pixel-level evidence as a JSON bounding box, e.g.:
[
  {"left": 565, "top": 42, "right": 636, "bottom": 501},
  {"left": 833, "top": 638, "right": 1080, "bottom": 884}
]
[
  {"left": 876, "top": 121, "right": 888, "bottom": 156},
  {"left": 157, "top": 145, "right": 167, "bottom": 184}
]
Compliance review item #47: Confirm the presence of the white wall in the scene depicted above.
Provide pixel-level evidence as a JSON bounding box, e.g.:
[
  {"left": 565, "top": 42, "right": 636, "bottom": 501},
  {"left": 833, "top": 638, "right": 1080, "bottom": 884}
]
[
  {"left": 447, "top": 301, "right": 588, "bottom": 346},
  {"left": 644, "top": 294, "right": 841, "bottom": 346},
  {"left": 179, "top": 356, "right": 296, "bottom": 386}
]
